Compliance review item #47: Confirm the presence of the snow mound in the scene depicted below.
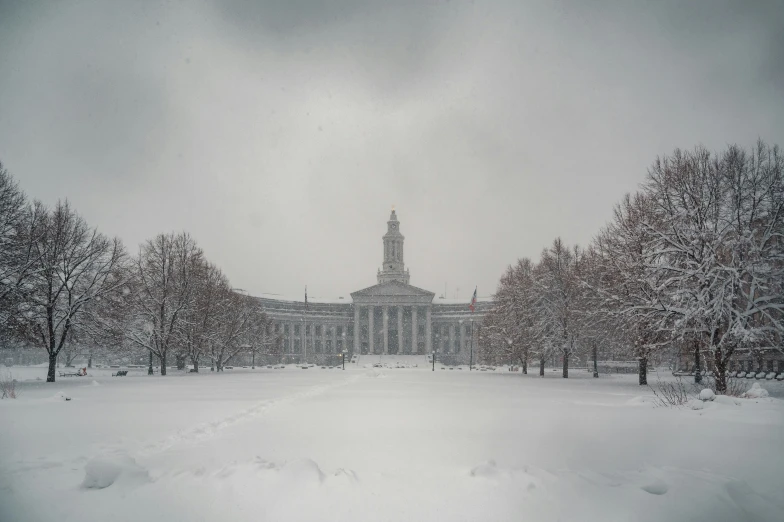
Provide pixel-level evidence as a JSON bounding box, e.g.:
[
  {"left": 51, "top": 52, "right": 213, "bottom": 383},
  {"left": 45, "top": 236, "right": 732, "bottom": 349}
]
[
  {"left": 741, "top": 383, "right": 769, "bottom": 399},
  {"left": 687, "top": 399, "right": 706, "bottom": 410},
  {"left": 278, "top": 459, "right": 325, "bottom": 484},
  {"left": 714, "top": 395, "right": 742, "bottom": 406},
  {"left": 640, "top": 479, "right": 669, "bottom": 495},
  {"left": 365, "top": 368, "right": 386, "bottom": 378},
  {"left": 698, "top": 389, "right": 715, "bottom": 401},
  {"left": 90, "top": 380, "right": 100, "bottom": 386},
  {"left": 45, "top": 390, "right": 71, "bottom": 402},
  {"left": 626, "top": 396, "right": 656, "bottom": 406},
  {"left": 82, "top": 453, "right": 150, "bottom": 490},
  {"left": 470, "top": 460, "right": 502, "bottom": 478}
]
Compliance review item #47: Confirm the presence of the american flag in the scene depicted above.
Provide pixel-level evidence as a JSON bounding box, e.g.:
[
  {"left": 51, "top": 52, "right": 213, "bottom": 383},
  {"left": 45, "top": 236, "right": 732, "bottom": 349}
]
[{"left": 469, "top": 287, "right": 477, "bottom": 312}]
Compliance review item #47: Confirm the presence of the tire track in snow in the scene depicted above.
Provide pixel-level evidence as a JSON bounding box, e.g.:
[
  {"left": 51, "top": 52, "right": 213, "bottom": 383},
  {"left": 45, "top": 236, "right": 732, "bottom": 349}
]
[{"left": 137, "top": 375, "right": 360, "bottom": 458}]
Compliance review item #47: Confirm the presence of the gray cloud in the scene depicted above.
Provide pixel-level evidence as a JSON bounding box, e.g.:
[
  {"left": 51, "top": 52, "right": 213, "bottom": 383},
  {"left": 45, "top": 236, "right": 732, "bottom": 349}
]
[{"left": 1, "top": 0, "right": 782, "bottom": 300}]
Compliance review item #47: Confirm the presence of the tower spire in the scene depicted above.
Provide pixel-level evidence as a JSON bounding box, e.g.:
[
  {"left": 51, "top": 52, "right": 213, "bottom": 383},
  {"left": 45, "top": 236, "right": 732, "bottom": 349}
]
[{"left": 377, "top": 209, "right": 410, "bottom": 285}]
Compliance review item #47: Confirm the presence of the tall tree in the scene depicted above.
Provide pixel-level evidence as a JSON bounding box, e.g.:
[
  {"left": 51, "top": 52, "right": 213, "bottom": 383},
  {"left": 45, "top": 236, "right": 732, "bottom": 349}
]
[
  {"left": 126, "top": 232, "right": 203, "bottom": 375},
  {"left": 11, "top": 201, "right": 127, "bottom": 382}
]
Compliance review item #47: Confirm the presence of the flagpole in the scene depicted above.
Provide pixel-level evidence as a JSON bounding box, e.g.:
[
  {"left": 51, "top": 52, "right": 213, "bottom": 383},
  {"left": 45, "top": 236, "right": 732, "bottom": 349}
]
[{"left": 470, "top": 318, "right": 474, "bottom": 371}]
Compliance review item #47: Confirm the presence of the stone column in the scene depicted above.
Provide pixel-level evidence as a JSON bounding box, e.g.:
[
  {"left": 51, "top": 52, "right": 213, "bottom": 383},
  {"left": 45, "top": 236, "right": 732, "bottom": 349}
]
[
  {"left": 354, "top": 305, "right": 360, "bottom": 354},
  {"left": 425, "top": 306, "right": 432, "bottom": 353},
  {"left": 289, "top": 322, "right": 296, "bottom": 359},
  {"left": 449, "top": 323, "right": 455, "bottom": 354},
  {"left": 412, "top": 306, "right": 418, "bottom": 354},
  {"left": 301, "top": 320, "right": 307, "bottom": 362},
  {"left": 460, "top": 322, "right": 466, "bottom": 354},
  {"left": 397, "top": 306, "right": 404, "bottom": 354},
  {"left": 382, "top": 305, "right": 389, "bottom": 354},
  {"left": 368, "top": 306, "right": 374, "bottom": 354},
  {"left": 331, "top": 325, "right": 337, "bottom": 355}
]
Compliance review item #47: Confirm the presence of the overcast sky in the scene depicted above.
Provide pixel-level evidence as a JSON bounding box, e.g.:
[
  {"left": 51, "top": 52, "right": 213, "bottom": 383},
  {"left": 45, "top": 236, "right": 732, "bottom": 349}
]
[{"left": 1, "top": 0, "right": 782, "bottom": 300}]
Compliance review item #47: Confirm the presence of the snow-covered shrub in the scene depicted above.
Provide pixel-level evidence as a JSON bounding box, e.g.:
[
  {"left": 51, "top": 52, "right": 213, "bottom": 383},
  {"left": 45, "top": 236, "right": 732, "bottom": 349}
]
[
  {"left": 741, "top": 383, "right": 769, "bottom": 399},
  {"left": 649, "top": 375, "right": 690, "bottom": 407},
  {"left": 698, "top": 389, "right": 715, "bottom": 401},
  {"left": 1, "top": 372, "right": 19, "bottom": 399}
]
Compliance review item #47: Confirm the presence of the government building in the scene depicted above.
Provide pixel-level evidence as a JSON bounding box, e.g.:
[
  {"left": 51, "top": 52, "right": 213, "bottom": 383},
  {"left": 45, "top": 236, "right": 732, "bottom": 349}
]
[{"left": 256, "top": 210, "right": 491, "bottom": 365}]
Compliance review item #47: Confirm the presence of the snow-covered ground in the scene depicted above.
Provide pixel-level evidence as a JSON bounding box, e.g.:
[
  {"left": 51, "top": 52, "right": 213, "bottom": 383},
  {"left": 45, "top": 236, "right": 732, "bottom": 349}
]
[{"left": 2, "top": 365, "right": 783, "bottom": 522}]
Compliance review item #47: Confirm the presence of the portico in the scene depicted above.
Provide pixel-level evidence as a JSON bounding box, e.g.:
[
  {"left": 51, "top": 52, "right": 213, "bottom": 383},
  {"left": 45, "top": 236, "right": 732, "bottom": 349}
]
[{"left": 350, "top": 281, "right": 434, "bottom": 355}]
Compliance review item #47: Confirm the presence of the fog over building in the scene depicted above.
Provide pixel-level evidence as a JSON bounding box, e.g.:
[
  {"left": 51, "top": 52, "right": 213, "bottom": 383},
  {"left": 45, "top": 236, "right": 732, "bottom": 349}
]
[{"left": 257, "top": 210, "right": 491, "bottom": 365}]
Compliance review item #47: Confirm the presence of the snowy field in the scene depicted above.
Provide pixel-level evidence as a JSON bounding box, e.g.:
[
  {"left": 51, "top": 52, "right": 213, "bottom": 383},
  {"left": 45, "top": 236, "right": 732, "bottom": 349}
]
[{"left": 2, "top": 365, "right": 783, "bottom": 522}]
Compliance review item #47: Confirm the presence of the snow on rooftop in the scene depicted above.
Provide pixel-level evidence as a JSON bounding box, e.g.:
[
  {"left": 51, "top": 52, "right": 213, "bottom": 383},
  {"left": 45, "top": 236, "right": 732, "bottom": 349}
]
[{"left": 256, "top": 293, "right": 352, "bottom": 304}]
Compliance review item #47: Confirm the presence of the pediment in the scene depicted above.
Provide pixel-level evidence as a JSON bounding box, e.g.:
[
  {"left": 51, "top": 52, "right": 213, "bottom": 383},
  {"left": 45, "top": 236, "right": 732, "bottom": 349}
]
[{"left": 351, "top": 280, "right": 435, "bottom": 301}]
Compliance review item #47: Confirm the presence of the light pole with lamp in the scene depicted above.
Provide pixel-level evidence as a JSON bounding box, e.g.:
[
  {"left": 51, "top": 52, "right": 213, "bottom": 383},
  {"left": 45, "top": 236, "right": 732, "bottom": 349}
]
[
  {"left": 507, "top": 338, "right": 513, "bottom": 370},
  {"left": 342, "top": 331, "right": 346, "bottom": 367},
  {"left": 432, "top": 350, "right": 436, "bottom": 371},
  {"left": 341, "top": 350, "right": 346, "bottom": 370}
]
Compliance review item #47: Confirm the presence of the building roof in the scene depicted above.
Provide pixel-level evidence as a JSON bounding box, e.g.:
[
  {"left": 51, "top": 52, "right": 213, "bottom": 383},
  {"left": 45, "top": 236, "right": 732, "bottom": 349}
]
[{"left": 350, "top": 280, "right": 435, "bottom": 298}]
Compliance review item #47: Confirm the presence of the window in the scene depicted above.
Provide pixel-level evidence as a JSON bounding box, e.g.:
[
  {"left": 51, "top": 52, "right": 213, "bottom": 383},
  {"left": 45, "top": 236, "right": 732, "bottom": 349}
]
[
  {"left": 418, "top": 325, "right": 425, "bottom": 336},
  {"left": 337, "top": 326, "right": 343, "bottom": 336},
  {"left": 315, "top": 340, "right": 322, "bottom": 353},
  {"left": 337, "top": 339, "right": 343, "bottom": 351},
  {"left": 294, "top": 324, "right": 300, "bottom": 335},
  {"left": 326, "top": 340, "right": 333, "bottom": 353},
  {"left": 283, "top": 324, "right": 290, "bottom": 335},
  {"left": 315, "top": 325, "right": 322, "bottom": 336}
]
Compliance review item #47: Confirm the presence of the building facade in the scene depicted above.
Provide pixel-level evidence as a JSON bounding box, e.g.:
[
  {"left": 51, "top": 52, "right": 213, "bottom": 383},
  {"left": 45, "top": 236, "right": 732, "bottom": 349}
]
[{"left": 256, "top": 210, "right": 491, "bottom": 365}]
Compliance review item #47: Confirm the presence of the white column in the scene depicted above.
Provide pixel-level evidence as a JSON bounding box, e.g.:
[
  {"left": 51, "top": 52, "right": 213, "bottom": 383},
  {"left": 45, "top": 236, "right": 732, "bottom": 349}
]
[
  {"left": 397, "top": 306, "right": 404, "bottom": 354},
  {"left": 382, "top": 305, "right": 389, "bottom": 354},
  {"left": 449, "top": 323, "right": 455, "bottom": 354},
  {"left": 289, "top": 322, "right": 295, "bottom": 358},
  {"left": 354, "top": 306, "right": 360, "bottom": 354},
  {"left": 425, "top": 306, "right": 432, "bottom": 353},
  {"left": 412, "top": 307, "right": 418, "bottom": 354},
  {"left": 302, "top": 320, "right": 307, "bottom": 362},
  {"left": 368, "top": 306, "right": 374, "bottom": 354}
]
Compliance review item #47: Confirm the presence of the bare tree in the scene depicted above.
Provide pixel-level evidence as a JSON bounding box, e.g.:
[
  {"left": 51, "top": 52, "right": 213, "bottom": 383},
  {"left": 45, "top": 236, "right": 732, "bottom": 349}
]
[
  {"left": 641, "top": 142, "right": 784, "bottom": 393},
  {"left": 11, "top": 201, "right": 128, "bottom": 382},
  {"left": 126, "top": 232, "right": 203, "bottom": 375},
  {"left": 534, "top": 238, "right": 584, "bottom": 378}
]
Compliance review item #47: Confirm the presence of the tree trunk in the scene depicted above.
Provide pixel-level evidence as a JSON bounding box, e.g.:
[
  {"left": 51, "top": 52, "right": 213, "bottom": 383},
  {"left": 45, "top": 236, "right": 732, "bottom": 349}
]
[
  {"left": 714, "top": 346, "right": 727, "bottom": 394},
  {"left": 522, "top": 354, "right": 528, "bottom": 375},
  {"left": 148, "top": 350, "right": 154, "bottom": 375},
  {"left": 539, "top": 355, "right": 545, "bottom": 376},
  {"left": 592, "top": 343, "right": 598, "bottom": 378},
  {"left": 88, "top": 354, "right": 93, "bottom": 368},
  {"left": 191, "top": 355, "right": 199, "bottom": 372},
  {"left": 47, "top": 353, "right": 57, "bottom": 382},
  {"left": 638, "top": 356, "right": 648, "bottom": 386},
  {"left": 694, "top": 342, "right": 702, "bottom": 385},
  {"left": 562, "top": 351, "right": 569, "bottom": 378},
  {"left": 176, "top": 354, "right": 185, "bottom": 370},
  {"left": 160, "top": 352, "right": 167, "bottom": 376}
]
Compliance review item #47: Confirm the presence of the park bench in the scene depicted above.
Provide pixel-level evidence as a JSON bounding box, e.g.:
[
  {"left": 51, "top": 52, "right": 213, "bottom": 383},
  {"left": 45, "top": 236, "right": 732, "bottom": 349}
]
[
  {"left": 112, "top": 370, "right": 128, "bottom": 377},
  {"left": 59, "top": 368, "right": 87, "bottom": 377}
]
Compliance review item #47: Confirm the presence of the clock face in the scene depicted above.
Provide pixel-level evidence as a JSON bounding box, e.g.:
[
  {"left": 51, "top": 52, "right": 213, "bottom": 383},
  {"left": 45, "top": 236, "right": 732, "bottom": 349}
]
[{"left": 391, "top": 224, "right": 397, "bottom": 230}]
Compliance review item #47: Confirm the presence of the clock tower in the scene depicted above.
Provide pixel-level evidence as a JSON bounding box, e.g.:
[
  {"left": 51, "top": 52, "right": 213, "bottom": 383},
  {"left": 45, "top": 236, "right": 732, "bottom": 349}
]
[{"left": 377, "top": 209, "right": 410, "bottom": 285}]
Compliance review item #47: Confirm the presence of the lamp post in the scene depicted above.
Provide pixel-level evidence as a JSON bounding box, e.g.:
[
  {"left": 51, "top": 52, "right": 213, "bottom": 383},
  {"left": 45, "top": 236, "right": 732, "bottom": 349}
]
[
  {"left": 342, "top": 350, "right": 346, "bottom": 370},
  {"left": 507, "top": 338, "right": 513, "bottom": 369},
  {"left": 342, "top": 332, "right": 346, "bottom": 366},
  {"left": 432, "top": 350, "right": 436, "bottom": 371}
]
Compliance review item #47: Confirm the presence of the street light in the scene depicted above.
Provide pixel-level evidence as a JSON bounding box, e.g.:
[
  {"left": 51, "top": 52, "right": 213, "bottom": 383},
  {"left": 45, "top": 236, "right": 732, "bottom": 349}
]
[
  {"left": 507, "top": 338, "right": 513, "bottom": 370},
  {"left": 341, "top": 350, "right": 346, "bottom": 370},
  {"left": 432, "top": 350, "right": 436, "bottom": 371}
]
